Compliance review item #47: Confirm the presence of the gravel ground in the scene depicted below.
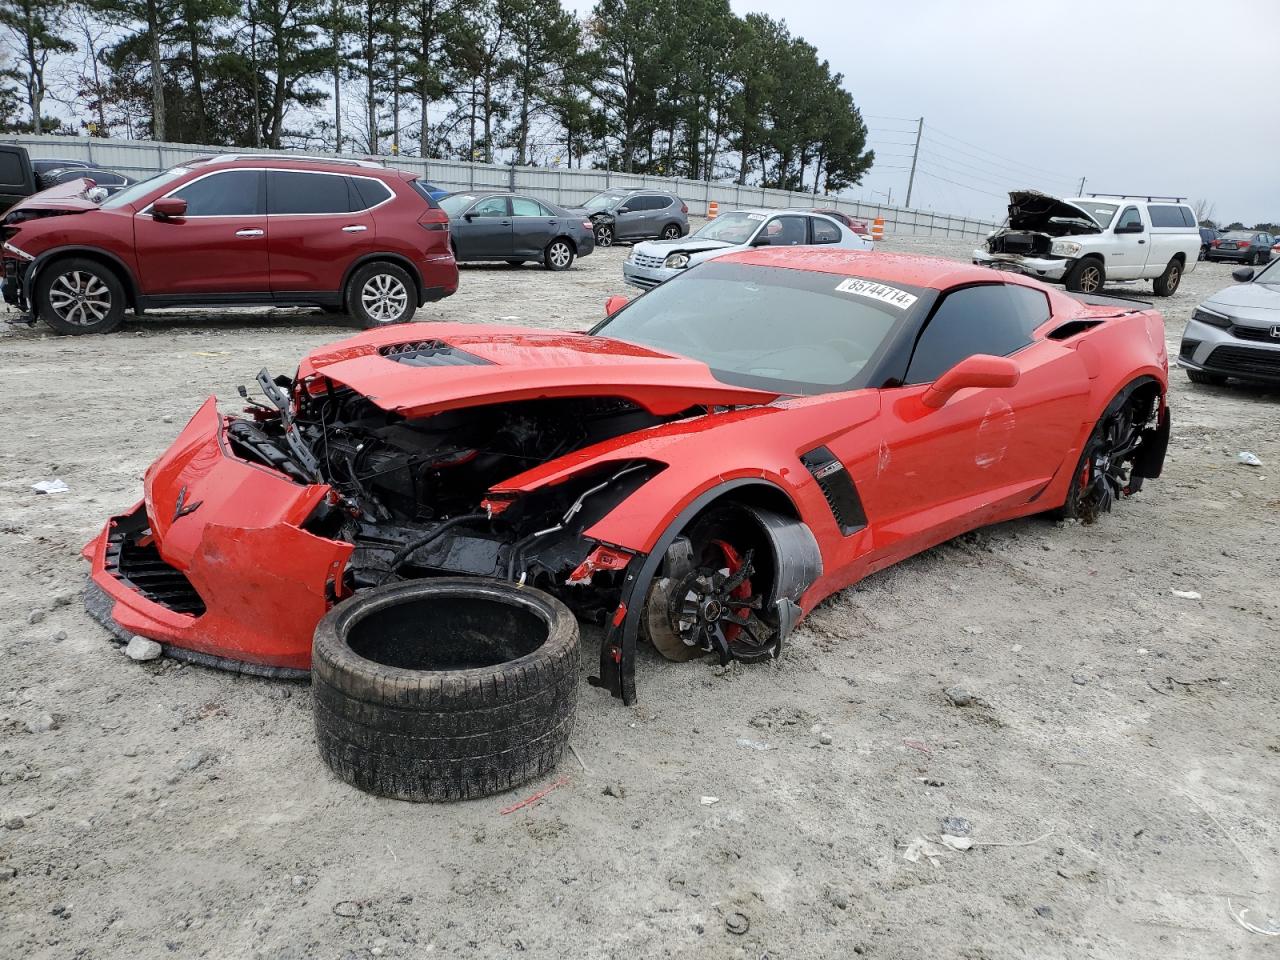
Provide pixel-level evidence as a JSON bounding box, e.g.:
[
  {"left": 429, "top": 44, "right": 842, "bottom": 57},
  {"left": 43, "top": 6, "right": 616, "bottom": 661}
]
[{"left": 1, "top": 233, "right": 1278, "bottom": 960}]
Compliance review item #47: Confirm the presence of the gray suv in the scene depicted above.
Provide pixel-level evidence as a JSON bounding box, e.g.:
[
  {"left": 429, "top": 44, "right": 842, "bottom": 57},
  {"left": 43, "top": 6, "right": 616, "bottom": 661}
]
[{"left": 568, "top": 189, "right": 688, "bottom": 247}]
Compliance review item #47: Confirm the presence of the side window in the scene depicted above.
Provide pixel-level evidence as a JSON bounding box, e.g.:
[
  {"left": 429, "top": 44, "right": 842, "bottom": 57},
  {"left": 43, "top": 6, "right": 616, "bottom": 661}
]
[
  {"left": 645, "top": 195, "right": 671, "bottom": 210},
  {"left": 350, "top": 177, "right": 392, "bottom": 210},
  {"left": 0, "top": 150, "right": 26, "bottom": 187},
  {"left": 267, "top": 171, "right": 352, "bottom": 214},
  {"left": 1149, "top": 205, "right": 1186, "bottom": 228},
  {"left": 1004, "top": 284, "right": 1052, "bottom": 334},
  {"left": 171, "top": 170, "right": 263, "bottom": 216},
  {"left": 811, "top": 217, "right": 841, "bottom": 244},
  {"left": 469, "top": 196, "right": 510, "bottom": 217},
  {"left": 762, "top": 215, "right": 808, "bottom": 246},
  {"left": 1116, "top": 206, "right": 1142, "bottom": 230},
  {"left": 511, "top": 197, "right": 546, "bottom": 217},
  {"left": 1180, "top": 206, "right": 1197, "bottom": 228},
  {"left": 905, "top": 285, "right": 1034, "bottom": 385}
]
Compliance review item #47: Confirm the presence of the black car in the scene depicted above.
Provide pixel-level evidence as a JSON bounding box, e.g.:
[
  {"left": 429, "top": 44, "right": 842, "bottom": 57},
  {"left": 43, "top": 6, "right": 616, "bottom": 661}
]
[
  {"left": 40, "top": 166, "right": 135, "bottom": 197},
  {"left": 438, "top": 191, "right": 596, "bottom": 270},
  {"left": 1207, "top": 230, "right": 1274, "bottom": 265}
]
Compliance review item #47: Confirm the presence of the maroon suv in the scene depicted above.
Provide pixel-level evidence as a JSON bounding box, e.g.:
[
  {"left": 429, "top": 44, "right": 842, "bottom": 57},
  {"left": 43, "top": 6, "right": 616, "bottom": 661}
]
[{"left": 1, "top": 154, "right": 458, "bottom": 334}]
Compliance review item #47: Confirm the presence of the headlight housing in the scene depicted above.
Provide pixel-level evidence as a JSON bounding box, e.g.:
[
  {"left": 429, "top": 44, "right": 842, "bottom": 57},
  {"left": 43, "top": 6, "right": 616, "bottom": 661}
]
[
  {"left": 1050, "top": 240, "right": 1082, "bottom": 257},
  {"left": 663, "top": 253, "right": 690, "bottom": 269},
  {"left": 1191, "top": 306, "right": 1232, "bottom": 329}
]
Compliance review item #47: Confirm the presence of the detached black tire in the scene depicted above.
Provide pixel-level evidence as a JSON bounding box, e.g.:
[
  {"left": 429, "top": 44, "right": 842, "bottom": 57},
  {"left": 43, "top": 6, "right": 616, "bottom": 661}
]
[
  {"left": 1152, "top": 258, "right": 1183, "bottom": 296},
  {"left": 312, "top": 578, "right": 579, "bottom": 802},
  {"left": 35, "top": 257, "right": 126, "bottom": 335},
  {"left": 346, "top": 261, "right": 417, "bottom": 328},
  {"left": 1064, "top": 257, "right": 1105, "bottom": 294}
]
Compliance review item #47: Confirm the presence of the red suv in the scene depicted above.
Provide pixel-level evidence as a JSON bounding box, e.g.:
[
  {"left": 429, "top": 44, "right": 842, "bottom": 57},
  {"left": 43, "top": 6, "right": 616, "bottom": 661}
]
[{"left": 1, "top": 154, "right": 457, "bottom": 334}]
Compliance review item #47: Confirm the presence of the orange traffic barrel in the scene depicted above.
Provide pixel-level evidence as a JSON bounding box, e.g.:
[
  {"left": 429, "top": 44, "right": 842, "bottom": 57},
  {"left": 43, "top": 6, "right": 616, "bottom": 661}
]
[
  {"left": 708, "top": 200, "right": 719, "bottom": 219},
  {"left": 871, "top": 217, "right": 885, "bottom": 241}
]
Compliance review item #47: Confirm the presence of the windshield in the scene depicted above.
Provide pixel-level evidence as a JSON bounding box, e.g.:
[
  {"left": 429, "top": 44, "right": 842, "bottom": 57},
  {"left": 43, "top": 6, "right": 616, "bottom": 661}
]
[
  {"left": 591, "top": 262, "right": 920, "bottom": 394},
  {"left": 438, "top": 194, "right": 477, "bottom": 217},
  {"left": 1066, "top": 201, "right": 1117, "bottom": 228},
  {"left": 692, "top": 212, "right": 761, "bottom": 245},
  {"left": 99, "top": 168, "right": 187, "bottom": 209},
  {"left": 1252, "top": 258, "right": 1280, "bottom": 284},
  {"left": 582, "top": 191, "right": 626, "bottom": 212}
]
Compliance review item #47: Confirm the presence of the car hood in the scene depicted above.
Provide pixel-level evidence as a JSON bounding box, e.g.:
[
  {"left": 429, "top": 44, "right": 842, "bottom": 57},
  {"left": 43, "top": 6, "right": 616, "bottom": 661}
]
[
  {"left": 1006, "top": 190, "right": 1102, "bottom": 234},
  {"left": 1203, "top": 280, "right": 1280, "bottom": 322},
  {"left": 295, "top": 323, "right": 782, "bottom": 417},
  {"left": 635, "top": 237, "right": 735, "bottom": 257},
  {"left": 3, "top": 178, "right": 101, "bottom": 219}
]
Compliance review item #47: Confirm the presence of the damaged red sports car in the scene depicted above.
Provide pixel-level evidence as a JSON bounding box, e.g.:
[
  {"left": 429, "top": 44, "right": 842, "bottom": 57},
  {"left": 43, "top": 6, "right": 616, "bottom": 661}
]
[{"left": 84, "top": 248, "right": 1170, "bottom": 704}]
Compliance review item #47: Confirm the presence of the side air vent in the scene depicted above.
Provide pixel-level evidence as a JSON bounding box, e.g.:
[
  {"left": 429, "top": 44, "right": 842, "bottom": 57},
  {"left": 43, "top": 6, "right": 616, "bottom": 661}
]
[
  {"left": 379, "top": 340, "right": 492, "bottom": 367},
  {"left": 799, "top": 446, "right": 867, "bottom": 536},
  {"left": 1047, "top": 319, "right": 1104, "bottom": 341}
]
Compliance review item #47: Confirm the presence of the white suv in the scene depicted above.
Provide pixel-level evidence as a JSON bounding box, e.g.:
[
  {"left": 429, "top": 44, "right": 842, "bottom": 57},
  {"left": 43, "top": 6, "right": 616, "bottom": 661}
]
[{"left": 973, "top": 191, "right": 1201, "bottom": 296}]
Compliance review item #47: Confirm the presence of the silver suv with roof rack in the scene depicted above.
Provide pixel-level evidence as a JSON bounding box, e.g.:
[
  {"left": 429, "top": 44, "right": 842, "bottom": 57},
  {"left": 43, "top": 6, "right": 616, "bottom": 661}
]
[{"left": 974, "top": 190, "right": 1201, "bottom": 296}]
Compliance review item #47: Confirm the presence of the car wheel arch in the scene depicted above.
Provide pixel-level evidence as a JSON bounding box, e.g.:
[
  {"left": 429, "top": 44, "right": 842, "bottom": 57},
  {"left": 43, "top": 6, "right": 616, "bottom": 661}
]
[
  {"left": 28, "top": 246, "right": 139, "bottom": 310},
  {"left": 590, "top": 477, "right": 817, "bottom": 706},
  {"left": 339, "top": 252, "right": 424, "bottom": 305}
]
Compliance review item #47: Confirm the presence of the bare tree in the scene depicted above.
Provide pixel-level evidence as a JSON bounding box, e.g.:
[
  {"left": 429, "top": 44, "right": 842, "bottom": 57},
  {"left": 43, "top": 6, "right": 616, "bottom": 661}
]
[{"left": 1193, "top": 198, "right": 1216, "bottom": 228}]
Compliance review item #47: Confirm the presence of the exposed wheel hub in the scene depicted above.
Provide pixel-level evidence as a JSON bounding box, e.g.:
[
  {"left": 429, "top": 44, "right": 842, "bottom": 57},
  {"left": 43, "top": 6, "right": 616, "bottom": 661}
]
[{"left": 669, "top": 542, "right": 775, "bottom": 663}]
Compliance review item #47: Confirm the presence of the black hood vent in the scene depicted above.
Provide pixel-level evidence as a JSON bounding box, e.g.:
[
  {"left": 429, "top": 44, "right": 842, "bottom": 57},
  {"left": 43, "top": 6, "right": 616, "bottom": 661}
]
[
  {"left": 800, "top": 446, "right": 867, "bottom": 536},
  {"left": 379, "top": 340, "right": 492, "bottom": 367}
]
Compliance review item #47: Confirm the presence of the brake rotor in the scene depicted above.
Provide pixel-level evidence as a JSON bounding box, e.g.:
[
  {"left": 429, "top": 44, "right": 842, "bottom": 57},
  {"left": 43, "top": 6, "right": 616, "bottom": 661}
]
[{"left": 669, "top": 542, "right": 774, "bottom": 664}]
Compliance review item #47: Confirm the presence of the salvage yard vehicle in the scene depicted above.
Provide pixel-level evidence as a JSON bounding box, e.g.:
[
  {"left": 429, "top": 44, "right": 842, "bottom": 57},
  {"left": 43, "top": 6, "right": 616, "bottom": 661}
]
[
  {"left": 1179, "top": 257, "right": 1280, "bottom": 386},
  {"left": 565, "top": 188, "right": 688, "bottom": 247},
  {"left": 438, "top": 191, "right": 595, "bottom": 269},
  {"left": 1206, "top": 229, "right": 1274, "bottom": 265},
  {"left": 973, "top": 191, "right": 1201, "bottom": 296},
  {"left": 1, "top": 153, "right": 458, "bottom": 333},
  {"left": 83, "top": 247, "right": 1171, "bottom": 716},
  {"left": 0, "top": 144, "right": 135, "bottom": 211},
  {"left": 623, "top": 209, "right": 873, "bottom": 289}
]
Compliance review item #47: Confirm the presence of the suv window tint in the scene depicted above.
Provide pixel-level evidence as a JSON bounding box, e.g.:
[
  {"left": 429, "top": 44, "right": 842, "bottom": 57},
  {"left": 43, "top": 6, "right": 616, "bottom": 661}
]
[
  {"left": 511, "top": 196, "right": 548, "bottom": 217},
  {"left": 350, "top": 177, "right": 393, "bottom": 210},
  {"left": 267, "top": 171, "right": 353, "bottom": 214},
  {"left": 762, "top": 215, "right": 808, "bottom": 246},
  {"left": 1180, "top": 206, "right": 1197, "bottom": 227},
  {"left": 0, "top": 152, "right": 27, "bottom": 186},
  {"left": 1149, "top": 204, "right": 1188, "bottom": 228},
  {"left": 171, "top": 169, "right": 263, "bottom": 216},
  {"left": 811, "top": 217, "right": 841, "bottom": 244},
  {"left": 906, "top": 284, "right": 1035, "bottom": 384},
  {"left": 470, "top": 196, "right": 510, "bottom": 217},
  {"left": 1116, "top": 206, "right": 1142, "bottom": 230}
]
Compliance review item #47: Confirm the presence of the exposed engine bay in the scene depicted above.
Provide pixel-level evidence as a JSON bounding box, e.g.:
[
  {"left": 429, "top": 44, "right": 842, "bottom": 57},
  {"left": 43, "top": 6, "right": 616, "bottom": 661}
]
[
  {"left": 985, "top": 189, "right": 1102, "bottom": 255},
  {"left": 226, "top": 369, "right": 677, "bottom": 621}
]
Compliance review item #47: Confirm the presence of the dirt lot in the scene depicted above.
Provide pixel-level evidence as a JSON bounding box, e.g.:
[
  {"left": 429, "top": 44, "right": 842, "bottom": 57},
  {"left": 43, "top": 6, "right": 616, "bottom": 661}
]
[{"left": 2, "top": 235, "right": 1278, "bottom": 960}]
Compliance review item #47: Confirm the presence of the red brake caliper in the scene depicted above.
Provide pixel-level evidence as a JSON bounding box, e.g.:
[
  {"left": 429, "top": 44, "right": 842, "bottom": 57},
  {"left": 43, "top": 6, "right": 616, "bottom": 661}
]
[{"left": 709, "top": 539, "right": 752, "bottom": 644}]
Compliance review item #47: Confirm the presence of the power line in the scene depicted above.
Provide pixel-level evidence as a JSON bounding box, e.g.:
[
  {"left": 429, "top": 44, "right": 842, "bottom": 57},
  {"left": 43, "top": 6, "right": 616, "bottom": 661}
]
[
  {"left": 864, "top": 114, "right": 919, "bottom": 122},
  {"left": 914, "top": 168, "right": 1007, "bottom": 200},
  {"left": 915, "top": 150, "right": 1041, "bottom": 190},
  {"left": 924, "top": 122, "right": 1077, "bottom": 182}
]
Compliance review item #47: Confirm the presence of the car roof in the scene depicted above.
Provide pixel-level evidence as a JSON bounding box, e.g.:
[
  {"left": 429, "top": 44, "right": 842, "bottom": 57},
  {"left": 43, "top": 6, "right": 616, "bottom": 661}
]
[
  {"left": 718, "top": 247, "right": 1015, "bottom": 290},
  {"left": 184, "top": 153, "right": 391, "bottom": 175}
]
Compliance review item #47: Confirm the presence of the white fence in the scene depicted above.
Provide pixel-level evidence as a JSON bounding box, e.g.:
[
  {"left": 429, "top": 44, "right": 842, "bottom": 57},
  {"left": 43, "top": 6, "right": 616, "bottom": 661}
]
[{"left": 2, "top": 134, "right": 999, "bottom": 240}]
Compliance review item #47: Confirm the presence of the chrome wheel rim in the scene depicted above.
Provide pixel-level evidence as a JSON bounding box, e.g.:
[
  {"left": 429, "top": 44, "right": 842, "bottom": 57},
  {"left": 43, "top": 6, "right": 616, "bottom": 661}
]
[
  {"left": 1081, "top": 267, "right": 1101, "bottom": 292},
  {"left": 663, "top": 225, "right": 680, "bottom": 239},
  {"left": 49, "top": 271, "right": 111, "bottom": 326},
  {"left": 596, "top": 226, "right": 613, "bottom": 247},
  {"left": 1167, "top": 265, "right": 1180, "bottom": 290},
  {"left": 549, "top": 242, "right": 571, "bottom": 268},
  {"left": 360, "top": 274, "right": 409, "bottom": 323}
]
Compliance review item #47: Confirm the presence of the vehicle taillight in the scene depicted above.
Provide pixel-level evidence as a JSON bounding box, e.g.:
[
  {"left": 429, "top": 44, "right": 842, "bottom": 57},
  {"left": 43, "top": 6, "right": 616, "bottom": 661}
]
[
  {"left": 582, "top": 220, "right": 593, "bottom": 230},
  {"left": 418, "top": 208, "right": 449, "bottom": 231},
  {"left": 1211, "top": 239, "right": 1220, "bottom": 246},
  {"left": 680, "top": 202, "right": 689, "bottom": 214}
]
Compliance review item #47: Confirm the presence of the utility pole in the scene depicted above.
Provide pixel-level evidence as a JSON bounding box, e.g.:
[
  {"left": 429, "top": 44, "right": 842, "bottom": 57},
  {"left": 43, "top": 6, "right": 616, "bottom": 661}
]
[
  {"left": 1077, "top": 176, "right": 1087, "bottom": 196},
  {"left": 904, "top": 116, "right": 923, "bottom": 208}
]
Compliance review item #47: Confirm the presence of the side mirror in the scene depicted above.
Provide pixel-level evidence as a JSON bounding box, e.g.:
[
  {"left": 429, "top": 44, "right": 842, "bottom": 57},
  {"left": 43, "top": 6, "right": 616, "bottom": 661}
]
[
  {"left": 749, "top": 234, "right": 771, "bottom": 247},
  {"left": 463, "top": 212, "right": 474, "bottom": 222},
  {"left": 1115, "top": 221, "right": 1144, "bottom": 234},
  {"left": 921, "top": 354, "right": 1020, "bottom": 409},
  {"left": 1233, "top": 266, "right": 1255, "bottom": 283},
  {"left": 152, "top": 197, "right": 187, "bottom": 219},
  {"left": 604, "top": 295, "right": 629, "bottom": 317},
  {"left": 617, "top": 206, "right": 631, "bottom": 214}
]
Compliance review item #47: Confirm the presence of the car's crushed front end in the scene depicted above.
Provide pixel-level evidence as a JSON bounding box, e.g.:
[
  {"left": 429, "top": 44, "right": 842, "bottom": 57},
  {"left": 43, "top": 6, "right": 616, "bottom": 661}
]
[
  {"left": 972, "top": 189, "right": 1103, "bottom": 281},
  {"left": 84, "top": 323, "right": 784, "bottom": 684}
]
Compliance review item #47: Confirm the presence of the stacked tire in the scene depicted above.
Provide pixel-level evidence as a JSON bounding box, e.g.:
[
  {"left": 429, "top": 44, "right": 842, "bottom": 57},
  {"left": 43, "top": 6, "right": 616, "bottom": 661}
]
[{"left": 312, "top": 578, "right": 579, "bottom": 802}]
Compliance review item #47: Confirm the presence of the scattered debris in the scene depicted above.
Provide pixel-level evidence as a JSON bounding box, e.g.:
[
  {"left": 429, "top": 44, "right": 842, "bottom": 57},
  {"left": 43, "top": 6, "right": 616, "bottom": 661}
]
[
  {"left": 725, "top": 912, "right": 750, "bottom": 935},
  {"left": 567, "top": 743, "right": 590, "bottom": 773},
  {"left": 972, "top": 829, "right": 1055, "bottom": 848},
  {"left": 4, "top": 816, "right": 25, "bottom": 830},
  {"left": 499, "top": 776, "right": 569, "bottom": 815},
  {"left": 27, "top": 609, "right": 45, "bottom": 625},
  {"left": 331, "top": 900, "right": 363, "bottom": 918},
  {"left": 941, "top": 816, "right": 971, "bottom": 837},
  {"left": 736, "top": 737, "right": 770, "bottom": 751},
  {"left": 945, "top": 687, "right": 976, "bottom": 707},
  {"left": 177, "top": 750, "right": 209, "bottom": 772},
  {"left": 1071, "top": 675, "right": 1088, "bottom": 686},
  {"left": 24, "top": 714, "right": 57, "bottom": 734},
  {"left": 899, "top": 835, "right": 947, "bottom": 865},
  {"left": 601, "top": 783, "right": 626, "bottom": 799},
  {"left": 31, "top": 479, "right": 69, "bottom": 495},
  {"left": 819, "top": 731, "right": 834, "bottom": 746},
  {"left": 124, "top": 636, "right": 163, "bottom": 661},
  {"left": 904, "top": 738, "right": 931, "bottom": 755},
  {"left": 939, "top": 834, "right": 973, "bottom": 851},
  {"left": 1237, "top": 451, "right": 1263, "bottom": 467},
  {"left": 1170, "top": 589, "right": 1202, "bottom": 600},
  {"left": 1034, "top": 905, "right": 1053, "bottom": 918},
  {"left": 700, "top": 796, "right": 720, "bottom": 806},
  {"left": 1227, "top": 899, "right": 1280, "bottom": 936}
]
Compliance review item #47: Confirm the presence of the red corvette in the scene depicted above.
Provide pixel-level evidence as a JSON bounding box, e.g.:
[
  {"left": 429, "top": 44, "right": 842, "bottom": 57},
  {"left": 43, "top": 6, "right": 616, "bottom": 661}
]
[{"left": 84, "top": 248, "right": 1170, "bottom": 704}]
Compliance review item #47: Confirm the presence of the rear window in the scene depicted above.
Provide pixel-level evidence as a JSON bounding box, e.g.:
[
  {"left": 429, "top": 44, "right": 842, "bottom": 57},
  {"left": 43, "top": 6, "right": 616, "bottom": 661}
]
[
  {"left": 408, "top": 180, "right": 440, "bottom": 207},
  {"left": 267, "top": 170, "right": 352, "bottom": 214},
  {"left": 0, "top": 151, "right": 28, "bottom": 188},
  {"left": 351, "top": 177, "right": 393, "bottom": 210},
  {"left": 1149, "top": 204, "right": 1193, "bottom": 228}
]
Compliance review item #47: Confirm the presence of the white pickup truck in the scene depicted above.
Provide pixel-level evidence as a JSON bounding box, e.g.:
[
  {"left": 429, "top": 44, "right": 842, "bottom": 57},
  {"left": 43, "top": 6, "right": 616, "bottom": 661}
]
[{"left": 973, "top": 191, "right": 1201, "bottom": 296}]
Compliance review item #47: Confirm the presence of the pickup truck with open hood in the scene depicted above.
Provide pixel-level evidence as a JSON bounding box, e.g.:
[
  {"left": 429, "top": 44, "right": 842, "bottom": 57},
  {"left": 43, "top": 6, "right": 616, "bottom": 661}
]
[{"left": 973, "top": 191, "right": 1201, "bottom": 297}]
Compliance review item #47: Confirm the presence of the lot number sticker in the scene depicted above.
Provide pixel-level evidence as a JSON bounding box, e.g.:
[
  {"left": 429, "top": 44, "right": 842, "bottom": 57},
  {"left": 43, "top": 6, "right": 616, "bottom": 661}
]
[{"left": 834, "top": 278, "right": 918, "bottom": 310}]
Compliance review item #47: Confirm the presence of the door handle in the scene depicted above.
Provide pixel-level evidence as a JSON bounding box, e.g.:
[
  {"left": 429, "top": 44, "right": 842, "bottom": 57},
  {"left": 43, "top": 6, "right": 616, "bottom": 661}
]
[
  {"left": 341, "top": 225, "right": 367, "bottom": 233},
  {"left": 1138, "top": 239, "right": 1145, "bottom": 244},
  {"left": 500, "top": 220, "right": 511, "bottom": 226},
  {"left": 235, "top": 228, "right": 264, "bottom": 238}
]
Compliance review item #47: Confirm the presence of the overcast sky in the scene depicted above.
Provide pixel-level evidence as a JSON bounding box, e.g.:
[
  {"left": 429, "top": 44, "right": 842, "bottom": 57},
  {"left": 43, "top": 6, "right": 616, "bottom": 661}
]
[{"left": 562, "top": 0, "right": 1279, "bottom": 224}]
